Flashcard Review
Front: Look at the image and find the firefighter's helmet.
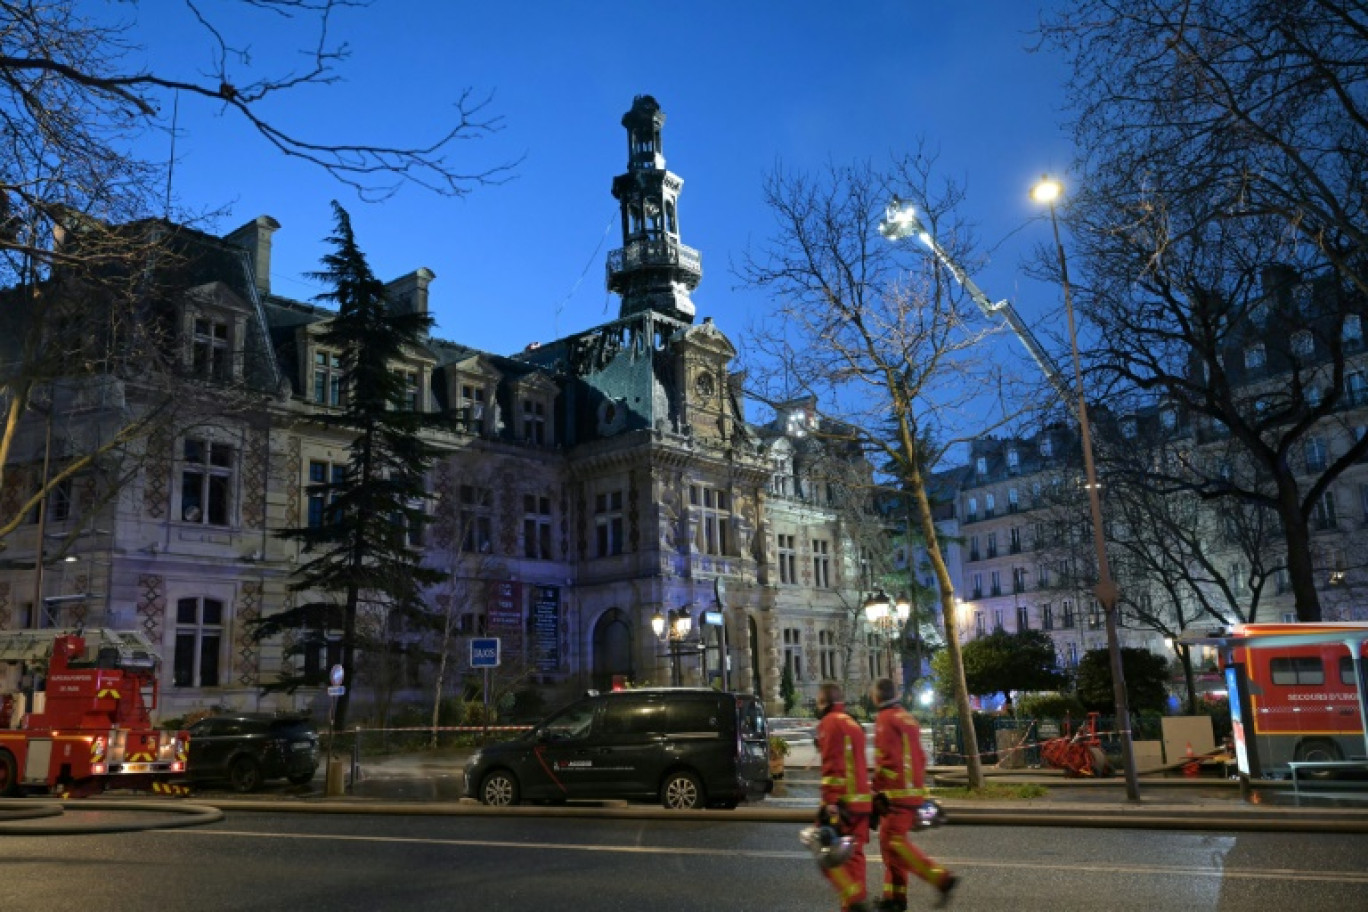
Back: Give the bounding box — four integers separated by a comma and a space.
798, 825, 855, 869
916, 798, 947, 829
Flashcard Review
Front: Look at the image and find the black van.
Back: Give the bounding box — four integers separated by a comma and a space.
462, 688, 772, 809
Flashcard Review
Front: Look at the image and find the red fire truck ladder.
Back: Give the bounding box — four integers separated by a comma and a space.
0, 628, 158, 665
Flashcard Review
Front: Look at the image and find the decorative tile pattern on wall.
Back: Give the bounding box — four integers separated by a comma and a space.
237, 580, 262, 687
71, 574, 90, 627
241, 426, 269, 529
143, 429, 171, 518
137, 574, 166, 641
77, 473, 98, 515
285, 435, 302, 527
0, 467, 27, 521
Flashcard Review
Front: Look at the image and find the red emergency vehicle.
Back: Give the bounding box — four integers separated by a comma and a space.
1194, 622, 1368, 777
0, 628, 189, 796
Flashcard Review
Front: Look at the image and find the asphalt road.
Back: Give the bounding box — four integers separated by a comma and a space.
3, 810, 1366, 911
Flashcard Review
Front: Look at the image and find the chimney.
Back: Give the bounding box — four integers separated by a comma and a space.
385, 267, 436, 317
224, 215, 281, 298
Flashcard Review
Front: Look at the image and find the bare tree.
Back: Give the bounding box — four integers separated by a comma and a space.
426, 465, 500, 748
1040, 0, 1368, 621
739, 153, 1039, 789
2, 0, 512, 540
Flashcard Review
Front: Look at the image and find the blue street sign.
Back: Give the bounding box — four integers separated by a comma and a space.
470, 637, 501, 668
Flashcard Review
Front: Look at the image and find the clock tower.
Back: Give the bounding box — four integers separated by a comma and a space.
607, 96, 702, 323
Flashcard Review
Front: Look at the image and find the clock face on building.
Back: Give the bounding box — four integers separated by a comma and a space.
695, 372, 715, 398
597, 397, 627, 436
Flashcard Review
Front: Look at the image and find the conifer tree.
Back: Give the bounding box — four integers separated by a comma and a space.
256, 202, 447, 729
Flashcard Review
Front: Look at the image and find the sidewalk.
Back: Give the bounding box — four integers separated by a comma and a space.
301, 744, 1368, 832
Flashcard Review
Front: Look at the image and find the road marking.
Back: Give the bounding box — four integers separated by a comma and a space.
171, 829, 1368, 885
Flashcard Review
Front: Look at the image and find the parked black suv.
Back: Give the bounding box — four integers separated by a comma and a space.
184, 713, 320, 792
463, 688, 772, 809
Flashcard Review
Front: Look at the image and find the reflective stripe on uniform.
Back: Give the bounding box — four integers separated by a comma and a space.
842, 737, 870, 805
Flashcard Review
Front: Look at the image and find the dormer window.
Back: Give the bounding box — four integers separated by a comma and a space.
313, 349, 343, 406
459, 384, 486, 434
394, 369, 420, 411
192, 318, 231, 381
975, 456, 987, 476
522, 398, 547, 445
1007, 448, 1020, 473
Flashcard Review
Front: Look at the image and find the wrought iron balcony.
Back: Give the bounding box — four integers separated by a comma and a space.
606, 238, 703, 292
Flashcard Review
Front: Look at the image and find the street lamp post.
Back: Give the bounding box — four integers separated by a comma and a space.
651, 607, 694, 687
1032, 176, 1140, 802
863, 589, 911, 687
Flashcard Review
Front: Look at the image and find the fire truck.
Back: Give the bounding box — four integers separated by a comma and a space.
1184, 622, 1368, 777
0, 628, 189, 797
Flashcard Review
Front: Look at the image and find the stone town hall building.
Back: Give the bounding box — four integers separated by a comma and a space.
0, 97, 889, 721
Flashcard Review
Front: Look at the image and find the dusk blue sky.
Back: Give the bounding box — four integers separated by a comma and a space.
130, 1, 1074, 385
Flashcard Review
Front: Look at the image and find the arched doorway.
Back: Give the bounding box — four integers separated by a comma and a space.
591, 608, 634, 691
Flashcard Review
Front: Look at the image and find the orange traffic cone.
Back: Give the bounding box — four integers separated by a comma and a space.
1182, 741, 1200, 777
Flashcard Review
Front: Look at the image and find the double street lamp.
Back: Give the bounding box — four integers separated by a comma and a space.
651, 607, 694, 687
863, 589, 911, 684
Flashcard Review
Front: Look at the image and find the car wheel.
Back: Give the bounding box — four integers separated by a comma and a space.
287, 770, 317, 786
1295, 738, 1341, 778
0, 749, 17, 797
228, 756, 263, 793
660, 771, 704, 810
480, 770, 520, 806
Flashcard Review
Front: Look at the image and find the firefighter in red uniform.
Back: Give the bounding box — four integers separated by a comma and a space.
814, 681, 872, 912
870, 677, 958, 910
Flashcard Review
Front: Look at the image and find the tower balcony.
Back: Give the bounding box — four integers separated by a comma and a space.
606, 237, 703, 293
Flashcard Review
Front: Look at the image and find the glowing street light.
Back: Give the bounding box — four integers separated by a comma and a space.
1032, 174, 1140, 802
864, 589, 910, 682
651, 607, 694, 686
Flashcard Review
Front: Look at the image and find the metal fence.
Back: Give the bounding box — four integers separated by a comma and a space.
927, 715, 1166, 767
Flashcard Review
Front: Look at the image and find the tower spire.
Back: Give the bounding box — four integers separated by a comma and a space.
606, 95, 701, 322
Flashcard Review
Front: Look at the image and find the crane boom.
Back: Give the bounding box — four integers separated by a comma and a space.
878, 198, 1076, 405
